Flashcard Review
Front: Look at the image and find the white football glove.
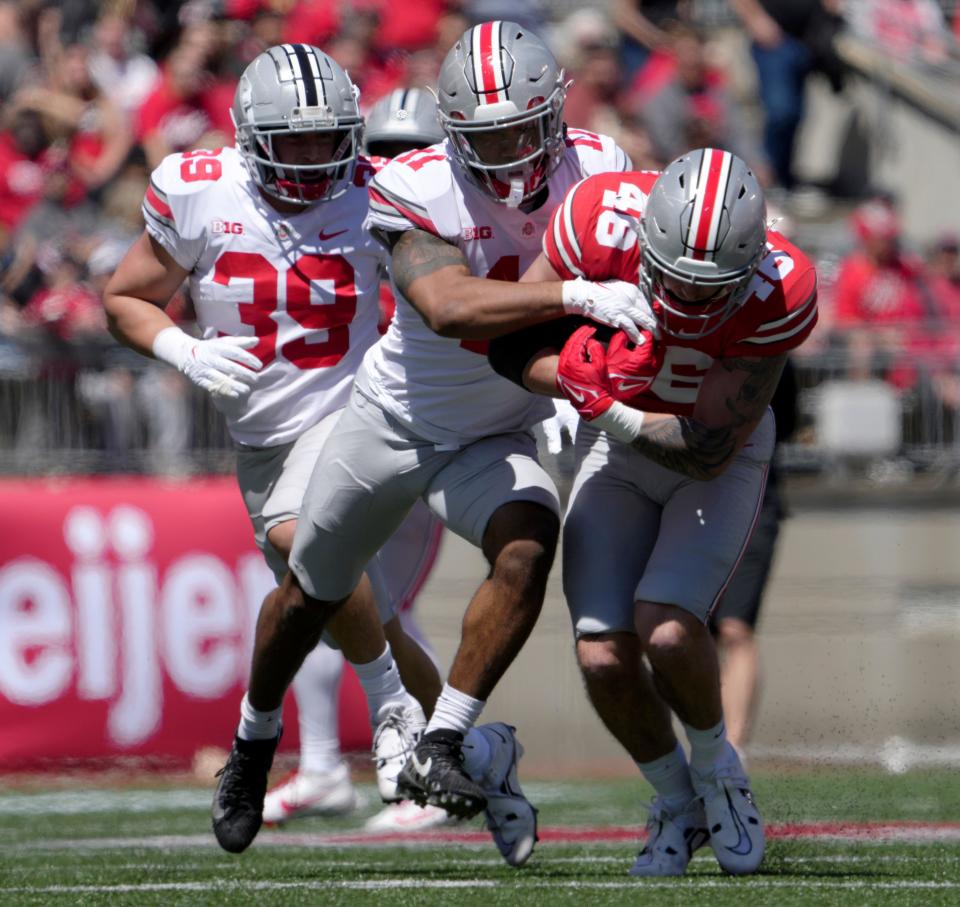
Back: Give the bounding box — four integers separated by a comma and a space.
541, 398, 580, 454
152, 326, 262, 400
561, 277, 659, 343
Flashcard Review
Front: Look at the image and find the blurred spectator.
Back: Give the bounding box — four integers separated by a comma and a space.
844, 0, 952, 65
0, 1, 32, 103
0, 109, 48, 245
559, 13, 625, 135
355, 0, 449, 55
610, 0, 692, 82
88, 12, 159, 121
463, 0, 545, 33
20, 251, 104, 343
10, 41, 134, 195
630, 22, 771, 182
730, 0, 844, 190
924, 232, 960, 321
328, 11, 407, 107
137, 41, 228, 169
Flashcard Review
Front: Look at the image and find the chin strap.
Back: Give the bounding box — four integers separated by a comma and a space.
505, 178, 524, 208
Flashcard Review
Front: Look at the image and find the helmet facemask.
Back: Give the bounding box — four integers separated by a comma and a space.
235, 110, 362, 206
442, 88, 565, 207
638, 215, 764, 340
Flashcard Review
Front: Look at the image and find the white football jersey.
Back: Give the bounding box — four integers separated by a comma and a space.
362, 131, 631, 446
143, 147, 384, 447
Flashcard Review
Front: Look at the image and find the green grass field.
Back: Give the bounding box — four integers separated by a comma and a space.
2, 769, 960, 905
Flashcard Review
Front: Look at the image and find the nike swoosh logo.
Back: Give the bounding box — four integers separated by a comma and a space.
318, 228, 348, 240
723, 788, 754, 856
609, 374, 652, 393
557, 376, 597, 405
411, 753, 433, 777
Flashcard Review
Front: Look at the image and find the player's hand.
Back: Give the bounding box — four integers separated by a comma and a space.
561, 277, 659, 344
152, 326, 263, 400
541, 398, 579, 454
605, 328, 664, 401
555, 325, 615, 421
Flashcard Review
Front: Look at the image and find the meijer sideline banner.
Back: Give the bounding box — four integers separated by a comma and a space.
0, 477, 370, 770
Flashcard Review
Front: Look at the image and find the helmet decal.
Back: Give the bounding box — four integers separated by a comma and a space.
471, 21, 510, 104
685, 148, 733, 262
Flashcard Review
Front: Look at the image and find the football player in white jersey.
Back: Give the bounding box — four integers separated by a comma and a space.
246, 21, 654, 857
102, 46, 449, 854
261, 87, 453, 835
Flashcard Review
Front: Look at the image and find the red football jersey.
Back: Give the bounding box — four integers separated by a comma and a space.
543, 170, 818, 415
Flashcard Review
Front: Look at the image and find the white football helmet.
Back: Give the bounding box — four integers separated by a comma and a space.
437, 21, 566, 207
232, 44, 363, 205
364, 87, 444, 158
637, 148, 767, 339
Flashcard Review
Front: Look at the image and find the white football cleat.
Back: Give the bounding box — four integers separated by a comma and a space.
628, 796, 709, 877
691, 744, 765, 875
262, 763, 362, 825
471, 723, 538, 867
372, 700, 426, 803
363, 799, 456, 834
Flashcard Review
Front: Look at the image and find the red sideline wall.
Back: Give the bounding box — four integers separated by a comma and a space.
0, 477, 371, 770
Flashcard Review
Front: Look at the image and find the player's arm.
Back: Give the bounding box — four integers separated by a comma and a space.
102, 231, 192, 355
103, 231, 262, 399
623, 353, 787, 481
386, 228, 653, 342
487, 252, 575, 394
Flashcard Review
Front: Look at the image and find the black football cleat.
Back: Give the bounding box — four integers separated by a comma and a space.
211, 731, 281, 853
396, 729, 487, 820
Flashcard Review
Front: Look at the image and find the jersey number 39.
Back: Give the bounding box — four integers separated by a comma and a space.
213, 252, 357, 369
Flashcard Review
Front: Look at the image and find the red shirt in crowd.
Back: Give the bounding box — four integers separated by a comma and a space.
832, 252, 928, 326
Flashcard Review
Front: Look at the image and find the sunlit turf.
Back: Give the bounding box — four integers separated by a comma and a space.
2, 770, 959, 905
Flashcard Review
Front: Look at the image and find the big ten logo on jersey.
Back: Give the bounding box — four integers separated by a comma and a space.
212, 251, 358, 369
211, 219, 244, 235
0, 504, 273, 747
463, 225, 493, 241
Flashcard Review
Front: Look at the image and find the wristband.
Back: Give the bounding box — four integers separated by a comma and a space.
591, 401, 646, 443
151, 326, 193, 369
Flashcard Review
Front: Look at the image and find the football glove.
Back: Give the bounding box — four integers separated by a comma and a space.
555, 325, 615, 421
605, 328, 664, 401
561, 277, 659, 344
152, 326, 262, 400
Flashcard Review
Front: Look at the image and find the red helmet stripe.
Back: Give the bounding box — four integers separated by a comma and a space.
473, 21, 507, 104
688, 148, 731, 261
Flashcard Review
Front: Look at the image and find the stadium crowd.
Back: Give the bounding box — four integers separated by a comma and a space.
0, 0, 958, 469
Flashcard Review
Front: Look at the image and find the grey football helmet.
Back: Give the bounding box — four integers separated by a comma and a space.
232, 44, 363, 205
364, 88, 444, 158
637, 148, 768, 339
437, 21, 566, 207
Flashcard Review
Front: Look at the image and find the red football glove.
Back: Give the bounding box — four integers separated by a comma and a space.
605, 328, 664, 401
555, 325, 615, 421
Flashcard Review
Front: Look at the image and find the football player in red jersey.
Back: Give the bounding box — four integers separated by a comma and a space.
489, 148, 818, 877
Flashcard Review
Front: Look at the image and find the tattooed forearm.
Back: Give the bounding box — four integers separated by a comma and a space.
719, 355, 786, 430
392, 229, 469, 298
627, 354, 786, 480
631, 417, 736, 481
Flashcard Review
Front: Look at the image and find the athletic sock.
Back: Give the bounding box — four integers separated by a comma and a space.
636, 743, 696, 814
684, 718, 731, 776
425, 683, 485, 737
349, 643, 409, 721
294, 644, 346, 775
237, 692, 283, 742
461, 726, 494, 781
